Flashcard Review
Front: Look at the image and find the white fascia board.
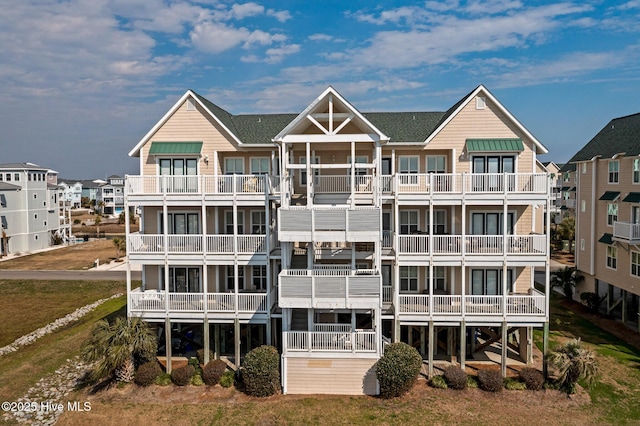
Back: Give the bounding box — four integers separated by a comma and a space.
281, 134, 377, 143
424, 85, 548, 155
128, 90, 243, 158
273, 86, 388, 142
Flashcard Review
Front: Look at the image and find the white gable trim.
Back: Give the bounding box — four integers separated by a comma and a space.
128, 90, 242, 157
272, 86, 389, 143
424, 85, 548, 154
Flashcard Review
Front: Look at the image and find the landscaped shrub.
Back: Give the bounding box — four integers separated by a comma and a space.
171, 365, 195, 386
443, 366, 467, 390
519, 367, 544, 391
547, 338, 598, 394
504, 377, 526, 390
155, 373, 172, 386
191, 374, 204, 386
241, 345, 280, 397
134, 361, 162, 386
188, 357, 202, 376
478, 370, 503, 392
220, 370, 235, 388
197, 348, 214, 364
467, 376, 479, 389
429, 375, 448, 389
376, 342, 423, 398
203, 359, 228, 386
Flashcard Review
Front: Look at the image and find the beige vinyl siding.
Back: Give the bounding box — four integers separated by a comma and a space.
285, 358, 378, 395
428, 95, 536, 174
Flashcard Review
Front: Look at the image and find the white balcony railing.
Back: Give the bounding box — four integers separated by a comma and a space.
613, 221, 640, 241
128, 233, 267, 255
397, 290, 546, 317
279, 207, 380, 241
395, 234, 545, 255
279, 269, 380, 308
126, 175, 270, 195
283, 331, 377, 353
314, 175, 374, 193
129, 290, 268, 314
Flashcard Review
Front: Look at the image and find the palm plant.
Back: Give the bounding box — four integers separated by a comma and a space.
551, 266, 584, 301
547, 338, 598, 394
113, 237, 126, 261
82, 317, 157, 383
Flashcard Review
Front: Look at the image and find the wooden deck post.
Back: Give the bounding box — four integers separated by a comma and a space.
428, 322, 434, 378
460, 321, 466, 370
501, 321, 507, 378
214, 324, 220, 359
234, 318, 241, 368
203, 321, 210, 364
165, 317, 172, 373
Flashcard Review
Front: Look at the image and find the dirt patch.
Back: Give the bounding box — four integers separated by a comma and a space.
0, 240, 120, 270
551, 250, 575, 265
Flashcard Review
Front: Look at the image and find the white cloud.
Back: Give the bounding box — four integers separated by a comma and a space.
265, 44, 301, 63
230, 2, 265, 20
309, 33, 333, 41
267, 8, 292, 22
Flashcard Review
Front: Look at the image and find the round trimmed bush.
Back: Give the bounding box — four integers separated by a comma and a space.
203, 359, 228, 386
241, 345, 280, 397
376, 342, 422, 398
443, 365, 468, 390
478, 370, 503, 392
171, 365, 195, 386
519, 367, 544, 391
134, 361, 162, 387
220, 370, 235, 388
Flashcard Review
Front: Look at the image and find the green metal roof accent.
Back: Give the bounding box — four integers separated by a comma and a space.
149, 142, 203, 154
598, 233, 614, 245
561, 186, 571, 191
465, 139, 524, 152
570, 187, 576, 192
599, 191, 620, 201
623, 192, 640, 203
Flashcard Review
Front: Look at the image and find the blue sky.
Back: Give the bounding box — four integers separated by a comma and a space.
1, 0, 640, 179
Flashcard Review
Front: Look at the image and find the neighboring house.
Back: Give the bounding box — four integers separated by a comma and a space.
58, 180, 83, 208
97, 175, 124, 216
80, 179, 101, 202
125, 85, 552, 395
561, 112, 640, 331
0, 163, 71, 256
542, 161, 562, 225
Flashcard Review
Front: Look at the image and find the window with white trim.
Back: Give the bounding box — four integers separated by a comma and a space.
226, 265, 244, 290
186, 98, 196, 111
476, 97, 486, 109
426, 156, 446, 173
607, 203, 618, 226
580, 239, 585, 251
250, 157, 270, 175
609, 160, 619, 183
563, 172, 570, 183
398, 156, 419, 174
252, 265, 267, 291
582, 163, 587, 174
606, 245, 617, 269
160, 267, 201, 293
426, 266, 446, 291
471, 269, 513, 295
224, 158, 244, 175
400, 266, 418, 292
399, 210, 419, 234
160, 212, 199, 234
225, 210, 244, 234
251, 211, 266, 234
634, 159, 640, 184
347, 155, 368, 176
632, 252, 640, 277
581, 200, 586, 212
426, 210, 446, 234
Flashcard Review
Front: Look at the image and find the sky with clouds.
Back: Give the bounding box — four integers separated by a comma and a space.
2, 0, 640, 179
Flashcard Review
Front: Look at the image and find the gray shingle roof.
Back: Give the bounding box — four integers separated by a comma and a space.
190, 91, 455, 145
560, 112, 640, 172
0, 162, 48, 171
0, 182, 21, 191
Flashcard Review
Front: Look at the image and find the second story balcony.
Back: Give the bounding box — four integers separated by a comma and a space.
613, 221, 640, 244
125, 174, 280, 201
279, 207, 380, 242
127, 233, 267, 261
279, 268, 381, 309
395, 234, 546, 258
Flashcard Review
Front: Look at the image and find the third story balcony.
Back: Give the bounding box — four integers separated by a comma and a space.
127, 233, 268, 259
613, 221, 640, 244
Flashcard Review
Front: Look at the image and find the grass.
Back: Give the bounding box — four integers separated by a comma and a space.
0, 240, 120, 270
0, 296, 127, 404
0, 280, 126, 346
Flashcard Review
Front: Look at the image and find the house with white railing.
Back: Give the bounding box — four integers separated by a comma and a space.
561, 112, 640, 332
125, 85, 551, 395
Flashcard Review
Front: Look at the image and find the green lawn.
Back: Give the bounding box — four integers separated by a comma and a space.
0, 279, 126, 347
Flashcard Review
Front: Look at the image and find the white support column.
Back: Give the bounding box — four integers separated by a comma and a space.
165, 318, 172, 373
350, 141, 356, 208
125, 202, 131, 317
428, 321, 434, 378
501, 321, 508, 377
306, 142, 312, 207
460, 320, 466, 370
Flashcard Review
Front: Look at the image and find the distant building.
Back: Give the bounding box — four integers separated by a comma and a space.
58, 180, 83, 208
97, 175, 124, 216
542, 161, 562, 224
561, 112, 640, 331
0, 162, 71, 256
